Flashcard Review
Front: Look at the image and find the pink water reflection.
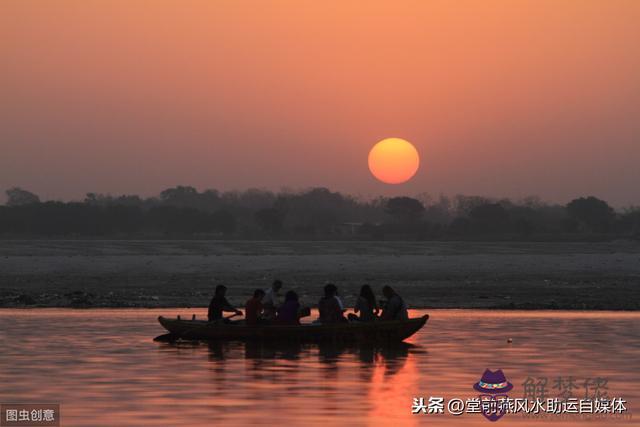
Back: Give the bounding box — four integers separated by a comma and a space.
0, 309, 638, 426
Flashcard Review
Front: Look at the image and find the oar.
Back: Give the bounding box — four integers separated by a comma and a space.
154, 313, 240, 342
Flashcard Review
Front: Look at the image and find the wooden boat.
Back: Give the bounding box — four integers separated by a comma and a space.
157, 315, 428, 343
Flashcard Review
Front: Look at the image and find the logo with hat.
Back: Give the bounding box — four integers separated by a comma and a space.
473, 369, 513, 421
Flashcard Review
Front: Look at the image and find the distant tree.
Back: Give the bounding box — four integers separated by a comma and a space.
509, 205, 543, 237
254, 208, 285, 234
566, 197, 615, 232
104, 205, 143, 233
237, 188, 276, 210
144, 206, 220, 235
453, 195, 491, 217
520, 195, 545, 209
159, 186, 199, 207
359, 222, 385, 239
211, 209, 236, 234
5, 187, 40, 206
276, 187, 350, 234
0, 185, 629, 240
113, 195, 144, 206
562, 217, 580, 233
386, 197, 425, 223
85, 193, 143, 207
199, 189, 221, 211
423, 195, 452, 224
448, 217, 472, 235
514, 217, 534, 237
618, 207, 640, 237
468, 203, 509, 233
84, 193, 100, 204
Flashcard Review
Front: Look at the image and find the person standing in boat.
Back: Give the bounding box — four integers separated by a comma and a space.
262, 279, 283, 320
208, 285, 242, 322
380, 285, 408, 321
349, 284, 379, 322
318, 283, 347, 323
276, 290, 302, 325
245, 289, 266, 326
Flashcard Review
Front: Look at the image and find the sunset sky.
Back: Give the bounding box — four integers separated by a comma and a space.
1, 1, 639, 205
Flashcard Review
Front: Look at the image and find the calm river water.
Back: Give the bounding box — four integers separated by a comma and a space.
0, 309, 638, 426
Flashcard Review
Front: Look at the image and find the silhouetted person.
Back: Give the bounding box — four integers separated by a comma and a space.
381, 286, 408, 321
349, 284, 379, 322
208, 285, 242, 321
318, 284, 346, 323
276, 290, 301, 325
245, 289, 266, 326
263, 279, 283, 320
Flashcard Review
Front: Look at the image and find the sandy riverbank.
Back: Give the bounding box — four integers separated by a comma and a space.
1, 240, 639, 309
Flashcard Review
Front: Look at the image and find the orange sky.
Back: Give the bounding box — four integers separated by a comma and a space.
1, 1, 639, 205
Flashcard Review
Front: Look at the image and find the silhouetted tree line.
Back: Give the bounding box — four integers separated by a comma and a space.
1, 186, 639, 240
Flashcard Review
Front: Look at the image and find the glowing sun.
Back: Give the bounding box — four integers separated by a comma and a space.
368, 138, 420, 184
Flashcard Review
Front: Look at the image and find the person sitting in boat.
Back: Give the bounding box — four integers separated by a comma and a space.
276, 290, 302, 325
208, 285, 242, 322
318, 284, 347, 323
380, 285, 408, 321
245, 289, 266, 326
348, 284, 379, 322
333, 284, 345, 312
262, 279, 283, 320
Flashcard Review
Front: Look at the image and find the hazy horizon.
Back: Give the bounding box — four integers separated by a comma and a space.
2, 1, 639, 205
2, 184, 637, 211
